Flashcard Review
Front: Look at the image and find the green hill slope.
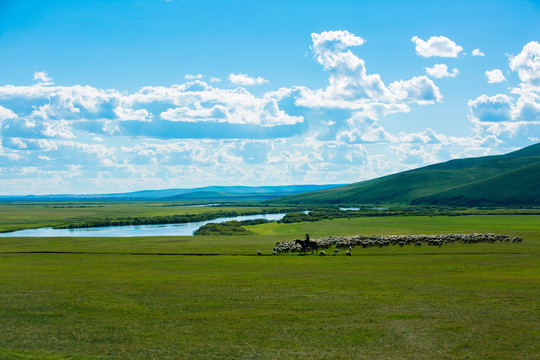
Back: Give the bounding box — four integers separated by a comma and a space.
413, 162, 540, 206
268, 143, 540, 206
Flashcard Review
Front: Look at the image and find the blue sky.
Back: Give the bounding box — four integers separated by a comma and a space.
0, 0, 539, 195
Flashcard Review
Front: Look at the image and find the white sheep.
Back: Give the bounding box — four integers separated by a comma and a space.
345, 251, 352, 256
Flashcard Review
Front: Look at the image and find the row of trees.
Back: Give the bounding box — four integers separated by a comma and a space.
277, 206, 519, 224
194, 219, 271, 235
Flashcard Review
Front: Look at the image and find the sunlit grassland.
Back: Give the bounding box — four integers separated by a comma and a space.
0, 214, 539, 359
250, 214, 540, 237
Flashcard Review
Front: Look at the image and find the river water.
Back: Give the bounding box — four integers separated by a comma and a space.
0, 213, 287, 237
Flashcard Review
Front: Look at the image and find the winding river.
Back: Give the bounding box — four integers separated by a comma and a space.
0, 213, 287, 237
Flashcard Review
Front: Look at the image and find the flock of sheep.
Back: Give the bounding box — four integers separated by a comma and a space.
259, 233, 523, 256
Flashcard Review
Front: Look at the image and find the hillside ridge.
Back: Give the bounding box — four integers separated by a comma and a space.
268, 143, 540, 206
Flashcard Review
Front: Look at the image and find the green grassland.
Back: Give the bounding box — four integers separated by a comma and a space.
0, 214, 539, 359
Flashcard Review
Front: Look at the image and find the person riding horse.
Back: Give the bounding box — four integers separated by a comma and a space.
303, 233, 309, 247
295, 233, 317, 254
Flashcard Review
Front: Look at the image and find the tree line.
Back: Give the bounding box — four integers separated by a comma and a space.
194, 219, 271, 236
278, 206, 540, 224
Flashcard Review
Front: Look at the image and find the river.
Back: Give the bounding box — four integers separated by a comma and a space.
0, 213, 287, 237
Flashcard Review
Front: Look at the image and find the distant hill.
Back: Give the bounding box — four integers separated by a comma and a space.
0, 184, 344, 202
268, 143, 540, 206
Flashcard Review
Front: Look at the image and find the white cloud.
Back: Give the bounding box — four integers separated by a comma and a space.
472, 49, 485, 57
388, 76, 442, 104
0, 105, 17, 120
33, 71, 53, 84
338, 126, 394, 144
322, 143, 368, 165
160, 105, 230, 122
389, 143, 443, 165
485, 69, 506, 83
509, 41, 540, 87
469, 94, 514, 123
228, 73, 268, 86
469, 41, 540, 141
449, 134, 503, 150
0, 79, 304, 142
311, 30, 365, 70
209, 76, 222, 83
336, 115, 395, 144
397, 128, 448, 145
425, 64, 459, 78
297, 31, 441, 111
185, 74, 203, 80
411, 35, 463, 58
511, 86, 540, 122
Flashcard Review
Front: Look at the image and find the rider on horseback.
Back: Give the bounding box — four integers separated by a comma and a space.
295, 234, 316, 254
303, 233, 310, 247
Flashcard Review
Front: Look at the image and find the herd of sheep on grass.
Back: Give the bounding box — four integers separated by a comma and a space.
258, 233, 523, 256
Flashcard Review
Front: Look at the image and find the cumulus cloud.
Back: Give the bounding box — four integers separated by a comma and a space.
0, 79, 305, 145
509, 41, 540, 87
336, 115, 395, 144
469, 41, 540, 142
185, 74, 203, 80
33, 71, 53, 84
485, 69, 506, 83
160, 105, 229, 122
411, 35, 463, 58
511, 86, 540, 122
311, 30, 366, 70
472, 48, 485, 57
228, 73, 268, 86
322, 143, 368, 165
0, 105, 17, 120
397, 128, 448, 145
297, 30, 441, 111
389, 143, 442, 165
425, 64, 459, 78
469, 94, 514, 123
388, 76, 442, 103
338, 126, 394, 144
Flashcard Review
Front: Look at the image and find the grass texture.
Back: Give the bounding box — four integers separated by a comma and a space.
0, 215, 538, 359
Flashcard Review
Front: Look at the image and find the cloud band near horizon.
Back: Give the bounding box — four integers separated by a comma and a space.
0, 31, 538, 194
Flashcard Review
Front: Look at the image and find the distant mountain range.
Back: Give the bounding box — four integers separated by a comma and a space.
268, 143, 540, 207
0, 184, 343, 202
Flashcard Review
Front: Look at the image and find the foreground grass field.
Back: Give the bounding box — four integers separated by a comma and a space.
0, 215, 539, 359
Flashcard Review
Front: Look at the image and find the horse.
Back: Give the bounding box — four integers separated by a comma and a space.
295, 239, 318, 255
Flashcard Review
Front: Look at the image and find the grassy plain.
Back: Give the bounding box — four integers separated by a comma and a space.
0, 210, 539, 359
